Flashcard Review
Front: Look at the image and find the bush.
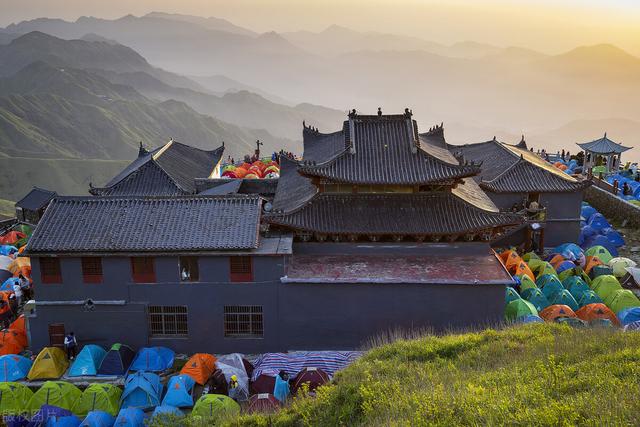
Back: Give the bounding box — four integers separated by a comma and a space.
236, 324, 640, 426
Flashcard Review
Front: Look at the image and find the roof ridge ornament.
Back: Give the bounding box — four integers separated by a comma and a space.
378, 107, 382, 117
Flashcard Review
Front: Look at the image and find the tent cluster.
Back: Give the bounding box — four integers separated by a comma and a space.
605, 172, 640, 206
0, 346, 360, 426
551, 158, 581, 175
578, 202, 625, 256
501, 240, 640, 326
221, 159, 280, 179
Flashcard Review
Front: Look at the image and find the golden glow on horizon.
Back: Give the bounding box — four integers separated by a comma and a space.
2, 0, 640, 55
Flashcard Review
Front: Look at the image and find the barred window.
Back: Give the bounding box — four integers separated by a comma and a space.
82, 257, 103, 283
230, 256, 253, 282
40, 258, 62, 284
148, 306, 188, 337
224, 306, 263, 338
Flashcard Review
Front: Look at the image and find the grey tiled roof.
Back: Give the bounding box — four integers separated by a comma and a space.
267, 192, 521, 236
480, 158, 591, 194
16, 187, 57, 211
449, 139, 588, 193
195, 178, 279, 197
91, 141, 224, 196
577, 134, 632, 154
198, 180, 243, 195
298, 114, 480, 185
302, 126, 346, 163
272, 156, 317, 213
26, 195, 261, 254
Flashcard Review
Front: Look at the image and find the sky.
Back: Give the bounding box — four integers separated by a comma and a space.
2, 0, 640, 55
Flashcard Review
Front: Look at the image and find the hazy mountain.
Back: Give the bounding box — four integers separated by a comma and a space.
0, 62, 294, 161
282, 25, 444, 56
91, 68, 344, 140
0, 32, 206, 91
189, 74, 292, 105
144, 12, 256, 36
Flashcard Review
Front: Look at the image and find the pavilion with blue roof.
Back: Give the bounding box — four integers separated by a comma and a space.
577, 133, 633, 174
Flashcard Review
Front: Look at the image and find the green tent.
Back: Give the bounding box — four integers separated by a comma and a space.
585, 246, 613, 264
519, 275, 538, 293
537, 274, 562, 289
521, 288, 550, 312
558, 266, 592, 284
27, 381, 82, 414
505, 287, 520, 305
578, 290, 604, 308
591, 275, 623, 301
191, 394, 240, 421
549, 290, 580, 312
590, 265, 614, 279
523, 252, 540, 262
533, 262, 558, 279
505, 299, 538, 322
605, 289, 640, 314
0, 382, 33, 415
72, 383, 122, 417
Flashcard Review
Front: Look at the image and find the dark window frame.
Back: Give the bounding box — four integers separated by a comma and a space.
179, 256, 199, 282
230, 256, 253, 282
40, 258, 62, 284
81, 257, 103, 284
148, 305, 188, 337
224, 305, 263, 338
131, 257, 156, 283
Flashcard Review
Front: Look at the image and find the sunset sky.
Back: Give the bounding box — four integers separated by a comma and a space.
3, 0, 640, 55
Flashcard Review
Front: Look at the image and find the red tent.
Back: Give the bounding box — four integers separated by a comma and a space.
250, 374, 276, 395
0, 232, 26, 245
247, 393, 280, 414
291, 367, 330, 394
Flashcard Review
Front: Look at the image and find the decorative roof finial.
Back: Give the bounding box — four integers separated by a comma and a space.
604, 132, 607, 138
303, 120, 306, 128
378, 107, 382, 116
348, 109, 357, 119
493, 136, 497, 141
222, 140, 225, 148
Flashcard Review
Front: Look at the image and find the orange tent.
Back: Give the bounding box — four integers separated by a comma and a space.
510, 261, 535, 281
0, 291, 12, 317
9, 315, 27, 347
234, 168, 248, 179
180, 353, 217, 385
0, 232, 26, 245
549, 254, 566, 268
7, 258, 30, 276
539, 304, 577, 322
575, 303, 619, 326
584, 256, 604, 275
0, 330, 24, 355
499, 250, 519, 265
241, 163, 252, 170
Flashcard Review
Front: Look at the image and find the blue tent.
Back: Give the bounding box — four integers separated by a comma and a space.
602, 228, 625, 248
43, 416, 81, 427
97, 344, 134, 376
583, 235, 619, 257
617, 307, 640, 326
0, 277, 21, 291
521, 288, 550, 312
0, 246, 18, 256
121, 372, 163, 410
549, 290, 580, 312
581, 205, 596, 222
578, 290, 603, 308
4, 415, 28, 427
80, 411, 115, 427
151, 405, 183, 418
129, 347, 174, 372
161, 375, 195, 408
26, 405, 72, 427
113, 408, 145, 427
69, 345, 107, 377
565, 279, 590, 301
0, 354, 32, 381
519, 314, 544, 324
588, 213, 611, 231
552, 243, 583, 262
556, 261, 576, 274
578, 226, 598, 246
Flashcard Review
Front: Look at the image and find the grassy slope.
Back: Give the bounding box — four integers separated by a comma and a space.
0, 157, 129, 201
0, 198, 14, 216
237, 325, 640, 426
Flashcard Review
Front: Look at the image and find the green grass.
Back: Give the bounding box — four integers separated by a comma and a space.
0, 198, 14, 217
234, 324, 640, 426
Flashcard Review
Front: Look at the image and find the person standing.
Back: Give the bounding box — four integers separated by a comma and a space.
12, 281, 22, 307
64, 332, 78, 360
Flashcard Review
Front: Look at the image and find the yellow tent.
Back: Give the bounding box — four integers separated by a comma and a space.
7, 257, 30, 275
27, 347, 69, 380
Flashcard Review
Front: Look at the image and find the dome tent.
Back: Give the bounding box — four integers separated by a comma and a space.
97, 343, 134, 376
130, 347, 174, 372
114, 407, 146, 427
0, 354, 32, 381
68, 345, 107, 377
521, 288, 550, 312
575, 303, 619, 325
0, 382, 33, 415
27, 381, 82, 413
505, 299, 538, 322
617, 307, 640, 326
180, 353, 216, 385
591, 275, 623, 301
609, 257, 637, 278
73, 383, 122, 417
539, 304, 577, 322
577, 290, 603, 308
605, 289, 640, 314
161, 374, 195, 408
505, 287, 520, 304
27, 347, 69, 380
192, 394, 240, 421
80, 410, 116, 427
549, 290, 580, 312
121, 371, 163, 410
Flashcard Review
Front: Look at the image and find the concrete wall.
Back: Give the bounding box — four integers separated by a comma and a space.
586, 185, 640, 228
28, 246, 507, 354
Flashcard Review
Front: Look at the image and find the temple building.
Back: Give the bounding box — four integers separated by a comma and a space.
89, 139, 225, 196
449, 137, 590, 248
25, 110, 523, 354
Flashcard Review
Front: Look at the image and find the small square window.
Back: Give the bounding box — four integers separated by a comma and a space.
40, 258, 62, 284
230, 257, 253, 282
81, 257, 103, 284
180, 257, 199, 282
